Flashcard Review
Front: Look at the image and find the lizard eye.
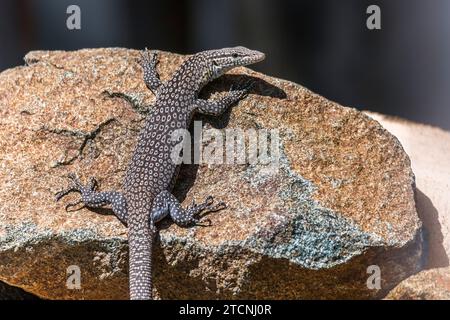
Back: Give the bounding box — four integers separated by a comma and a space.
232, 53, 238, 58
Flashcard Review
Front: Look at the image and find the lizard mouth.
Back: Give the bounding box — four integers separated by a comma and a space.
252, 51, 266, 62
241, 50, 266, 66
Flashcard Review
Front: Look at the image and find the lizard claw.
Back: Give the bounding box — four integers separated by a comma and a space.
204, 195, 214, 206
206, 201, 227, 213
55, 173, 80, 201
140, 48, 159, 69
191, 198, 226, 227
88, 177, 98, 191
67, 173, 83, 189
187, 195, 225, 216
55, 189, 72, 202
195, 218, 212, 227
138, 48, 148, 64
65, 199, 84, 212
55, 173, 97, 203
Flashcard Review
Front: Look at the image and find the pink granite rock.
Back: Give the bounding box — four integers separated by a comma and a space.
0, 49, 422, 299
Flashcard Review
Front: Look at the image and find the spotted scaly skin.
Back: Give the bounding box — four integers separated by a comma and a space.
56, 47, 265, 300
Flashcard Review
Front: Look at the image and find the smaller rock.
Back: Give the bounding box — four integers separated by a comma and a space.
385, 267, 450, 300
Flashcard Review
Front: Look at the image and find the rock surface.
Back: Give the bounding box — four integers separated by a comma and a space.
385, 267, 450, 299
367, 112, 450, 300
366, 113, 450, 270
0, 48, 422, 299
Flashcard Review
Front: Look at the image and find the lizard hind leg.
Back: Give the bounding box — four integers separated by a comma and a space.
55, 173, 128, 225
150, 190, 226, 227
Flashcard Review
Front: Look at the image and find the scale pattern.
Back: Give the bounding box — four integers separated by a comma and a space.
56, 47, 265, 299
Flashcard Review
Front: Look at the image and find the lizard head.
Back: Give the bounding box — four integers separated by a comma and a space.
201, 46, 265, 81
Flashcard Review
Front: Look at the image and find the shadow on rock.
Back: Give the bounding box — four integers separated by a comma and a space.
415, 188, 449, 269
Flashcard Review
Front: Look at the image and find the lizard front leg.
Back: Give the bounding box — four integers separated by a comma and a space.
140, 48, 163, 94
194, 81, 254, 116
150, 190, 226, 227
55, 173, 128, 225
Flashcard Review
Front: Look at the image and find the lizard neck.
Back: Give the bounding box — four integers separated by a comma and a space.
162, 55, 210, 99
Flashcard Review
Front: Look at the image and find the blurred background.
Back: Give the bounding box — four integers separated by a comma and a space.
0, 0, 449, 129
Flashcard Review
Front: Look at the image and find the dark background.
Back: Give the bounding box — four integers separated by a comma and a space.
1, 0, 449, 130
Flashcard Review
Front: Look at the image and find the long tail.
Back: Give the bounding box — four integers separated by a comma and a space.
128, 218, 155, 300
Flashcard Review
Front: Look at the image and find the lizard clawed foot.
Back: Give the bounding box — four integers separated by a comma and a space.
194, 218, 212, 227
188, 195, 227, 226
55, 173, 82, 201
55, 173, 97, 211
139, 48, 159, 69
65, 199, 85, 212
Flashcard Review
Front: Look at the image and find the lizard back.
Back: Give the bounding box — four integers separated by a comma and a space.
123, 55, 207, 213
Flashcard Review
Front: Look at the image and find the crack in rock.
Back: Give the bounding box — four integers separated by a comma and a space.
37, 118, 117, 167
